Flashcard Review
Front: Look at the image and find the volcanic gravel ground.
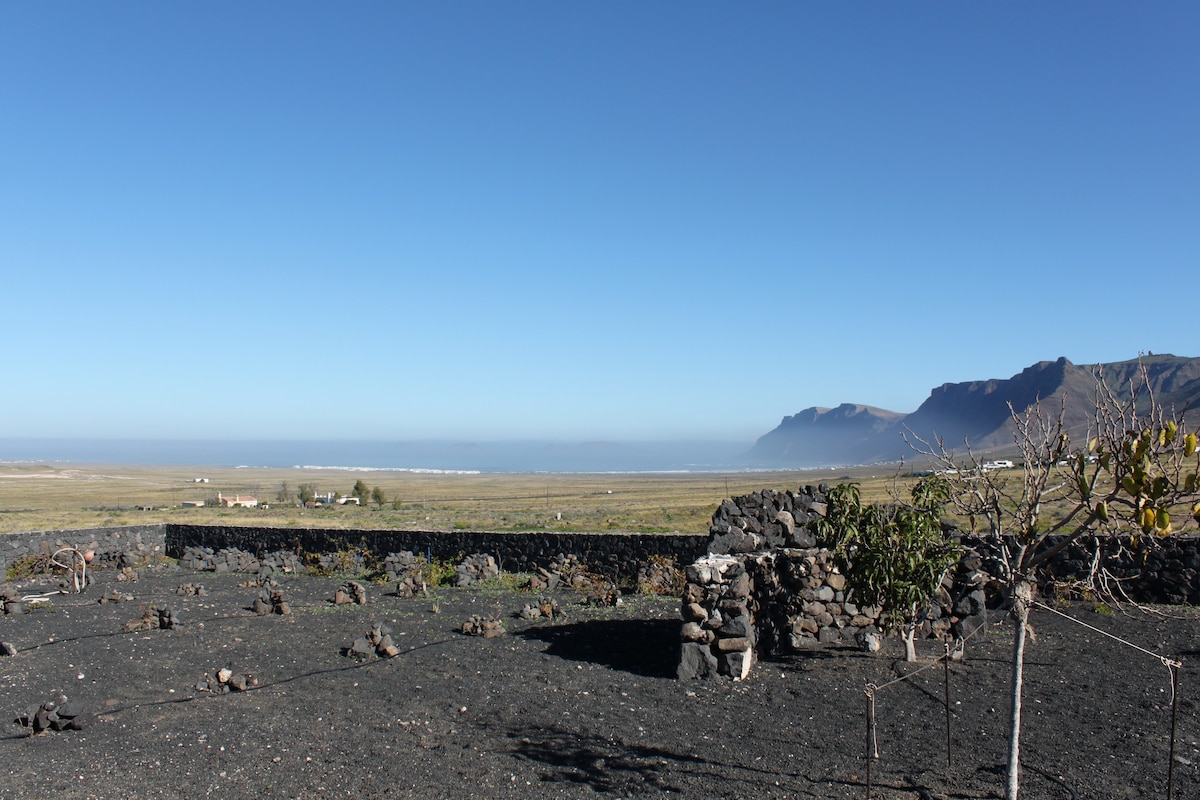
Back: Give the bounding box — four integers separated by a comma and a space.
0, 569, 1197, 799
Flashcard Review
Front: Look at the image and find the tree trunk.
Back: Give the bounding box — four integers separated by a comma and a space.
903, 625, 917, 663
1006, 579, 1033, 800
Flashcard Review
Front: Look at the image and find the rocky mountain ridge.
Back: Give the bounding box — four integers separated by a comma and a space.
749, 354, 1200, 467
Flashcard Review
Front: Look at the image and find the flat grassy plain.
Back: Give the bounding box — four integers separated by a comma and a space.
0, 461, 909, 535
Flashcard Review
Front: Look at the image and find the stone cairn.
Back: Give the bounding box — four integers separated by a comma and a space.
0, 588, 29, 616
345, 623, 401, 659
124, 606, 180, 633
679, 486, 994, 680
252, 584, 290, 616
461, 615, 506, 638
582, 582, 623, 607
384, 551, 430, 598
455, 553, 500, 586
97, 588, 134, 604
526, 553, 623, 606
525, 553, 589, 590
517, 597, 564, 621
636, 556, 685, 596
14, 695, 91, 733
333, 580, 368, 606
197, 667, 258, 693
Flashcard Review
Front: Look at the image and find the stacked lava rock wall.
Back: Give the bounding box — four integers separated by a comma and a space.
679, 486, 998, 680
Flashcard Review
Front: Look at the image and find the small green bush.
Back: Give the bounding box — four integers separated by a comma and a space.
6, 553, 47, 581
418, 555, 460, 587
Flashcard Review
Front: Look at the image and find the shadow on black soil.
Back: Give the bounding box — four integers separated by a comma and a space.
520, 618, 681, 677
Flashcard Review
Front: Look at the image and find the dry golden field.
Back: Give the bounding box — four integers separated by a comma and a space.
0, 461, 909, 535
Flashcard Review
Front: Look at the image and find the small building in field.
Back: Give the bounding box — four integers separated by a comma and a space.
218, 493, 259, 508
181, 500, 205, 508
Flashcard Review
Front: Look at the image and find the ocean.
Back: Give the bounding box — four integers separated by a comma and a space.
0, 438, 763, 474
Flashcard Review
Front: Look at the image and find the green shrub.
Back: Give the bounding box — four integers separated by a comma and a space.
418, 554, 460, 587
6, 553, 46, 581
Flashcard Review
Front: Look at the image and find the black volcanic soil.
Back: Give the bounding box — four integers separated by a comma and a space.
1, 569, 1197, 800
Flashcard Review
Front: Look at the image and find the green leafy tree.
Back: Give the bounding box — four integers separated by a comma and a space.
275, 481, 293, 504
911, 362, 1200, 800
371, 486, 387, 506
297, 483, 315, 506
352, 479, 370, 504
816, 477, 958, 662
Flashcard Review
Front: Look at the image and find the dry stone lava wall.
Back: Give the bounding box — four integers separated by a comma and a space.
0, 525, 167, 576
165, 525, 706, 583
679, 486, 1200, 680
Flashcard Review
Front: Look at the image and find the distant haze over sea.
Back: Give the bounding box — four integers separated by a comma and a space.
0, 439, 764, 474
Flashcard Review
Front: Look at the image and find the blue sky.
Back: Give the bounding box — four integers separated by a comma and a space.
3, 2, 1197, 444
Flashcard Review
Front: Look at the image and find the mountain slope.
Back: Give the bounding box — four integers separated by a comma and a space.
748, 354, 1200, 467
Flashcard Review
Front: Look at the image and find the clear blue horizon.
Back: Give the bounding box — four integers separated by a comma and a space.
3, 3, 1197, 443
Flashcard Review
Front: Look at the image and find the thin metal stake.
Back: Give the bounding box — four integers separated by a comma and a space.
943, 644, 953, 768
1167, 663, 1180, 800
865, 685, 878, 799
866, 690, 872, 799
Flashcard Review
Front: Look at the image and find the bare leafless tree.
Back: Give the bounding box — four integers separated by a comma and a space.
906, 362, 1198, 800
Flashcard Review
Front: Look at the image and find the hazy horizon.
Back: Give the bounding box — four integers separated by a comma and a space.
0, 437, 776, 474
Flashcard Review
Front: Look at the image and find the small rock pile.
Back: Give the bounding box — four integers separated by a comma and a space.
175, 582, 208, 596
383, 552, 429, 597
333, 581, 368, 605
454, 554, 500, 587
525, 567, 564, 591
257, 550, 305, 575
678, 554, 755, 680
197, 667, 258, 693
2, 598, 24, 615
97, 589, 134, 604
383, 551, 427, 581
345, 623, 401, 658
87, 547, 159, 572
124, 606, 180, 633
636, 556, 685, 596
178, 546, 303, 575
461, 615, 506, 637
14, 696, 91, 733
253, 585, 290, 615
517, 597, 564, 620
394, 573, 428, 599
583, 583, 623, 607
526, 553, 611, 592
179, 546, 259, 573
523, 553, 623, 604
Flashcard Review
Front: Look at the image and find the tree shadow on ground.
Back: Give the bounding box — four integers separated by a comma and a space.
496, 722, 789, 795
519, 618, 681, 677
